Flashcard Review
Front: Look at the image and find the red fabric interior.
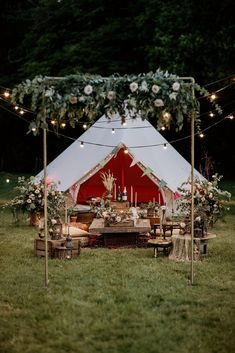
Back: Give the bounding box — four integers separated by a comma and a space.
77, 148, 163, 204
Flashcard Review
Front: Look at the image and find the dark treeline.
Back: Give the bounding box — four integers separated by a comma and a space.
0, 0, 234, 177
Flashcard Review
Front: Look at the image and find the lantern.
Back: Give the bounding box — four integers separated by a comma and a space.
65, 235, 73, 259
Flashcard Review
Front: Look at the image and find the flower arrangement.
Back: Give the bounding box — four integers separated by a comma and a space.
177, 174, 231, 227
2, 176, 65, 222
140, 201, 160, 215
91, 201, 133, 226
100, 170, 116, 198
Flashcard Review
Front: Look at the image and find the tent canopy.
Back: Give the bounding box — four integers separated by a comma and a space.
36, 114, 204, 204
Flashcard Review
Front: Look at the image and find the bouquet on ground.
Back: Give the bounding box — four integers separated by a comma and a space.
2, 176, 65, 222
177, 174, 231, 227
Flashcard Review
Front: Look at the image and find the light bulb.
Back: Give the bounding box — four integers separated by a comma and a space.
19, 109, 24, 115
228, 115, 234, 120
210, 93, 216, 101
60, 122, 66, 128
124, 148, 128, 154
14, 106, 19, 110
199, 133, 204, 138
32, 127, 36, 132
161, 126, 166, 131
163, 143, 167, 149
4, 91, 10, 98
80, 141, 84, 148
209, 112, 214, 117
122, 122, 126, 127
51, 119, 56, 125
112, 128, 115, 134
83, 123, 87, 129
6, 179, 10, 183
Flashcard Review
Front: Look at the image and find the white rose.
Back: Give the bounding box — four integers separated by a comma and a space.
116, 216, 122, 223
154, 99, 164, 107
107, 91, 116, 100
129, 82, 138, 93
84, 85, 93, 95
69, 95, 78, 104
172, 82, 180, 91
152, 85, 160, 94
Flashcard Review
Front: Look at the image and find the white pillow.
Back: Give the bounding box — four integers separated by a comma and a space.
62, 224, 89, 236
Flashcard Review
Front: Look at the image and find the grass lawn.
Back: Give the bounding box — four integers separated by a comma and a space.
0, 177, 234, 353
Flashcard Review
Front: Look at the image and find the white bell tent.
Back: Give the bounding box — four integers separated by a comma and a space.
36, 114, 204, 210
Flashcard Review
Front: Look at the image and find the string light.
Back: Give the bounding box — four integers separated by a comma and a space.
124, 148, 128, 154
199, 133, 204, 138
161, 126, 166, 131
19, 109, 24, 115
51, 119, 56, 125
80, 141, 84, 148
4, 90, 10, 98
14, 106, 19, 111
163, 143, 167, 150
83, 123, 88, 129
111, 128, 115, 134
209, 112, 214, 117
60, 122, 66, 128
228, 115, 234, 120
210, 93, 217, 101
6, 179, 10, 183
122, 122, 126, 127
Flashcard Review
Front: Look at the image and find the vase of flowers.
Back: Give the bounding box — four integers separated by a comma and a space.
100, 170, 116, 200
2, 176, 65, 226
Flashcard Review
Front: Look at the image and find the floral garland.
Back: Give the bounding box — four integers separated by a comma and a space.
11, 70, 222, 134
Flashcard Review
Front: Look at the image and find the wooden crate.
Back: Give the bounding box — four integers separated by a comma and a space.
110, 201, 130, 209
34, 239, 56, 258
34, 238, 81, 258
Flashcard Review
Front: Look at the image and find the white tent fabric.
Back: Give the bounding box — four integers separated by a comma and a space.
36, 114, 204, 194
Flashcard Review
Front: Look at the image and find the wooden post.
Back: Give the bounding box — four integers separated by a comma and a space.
43, 125, 49, 288
190, 110, 195, 285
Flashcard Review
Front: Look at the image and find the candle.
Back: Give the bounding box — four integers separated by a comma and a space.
158, 191, 160, 204
135, 192, 137, 207
114, 182, 116, 201
153, 197, 155, 204
130, 185, 133, 205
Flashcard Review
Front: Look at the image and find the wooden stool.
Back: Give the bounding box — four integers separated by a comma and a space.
148, 238, 173, 257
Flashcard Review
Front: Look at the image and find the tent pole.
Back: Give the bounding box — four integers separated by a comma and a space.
190, 111, 195, 284
43, 125, 49, 287
190, 81, 195, 285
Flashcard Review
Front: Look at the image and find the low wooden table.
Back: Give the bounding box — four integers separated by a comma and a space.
89, 218, 151, 247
